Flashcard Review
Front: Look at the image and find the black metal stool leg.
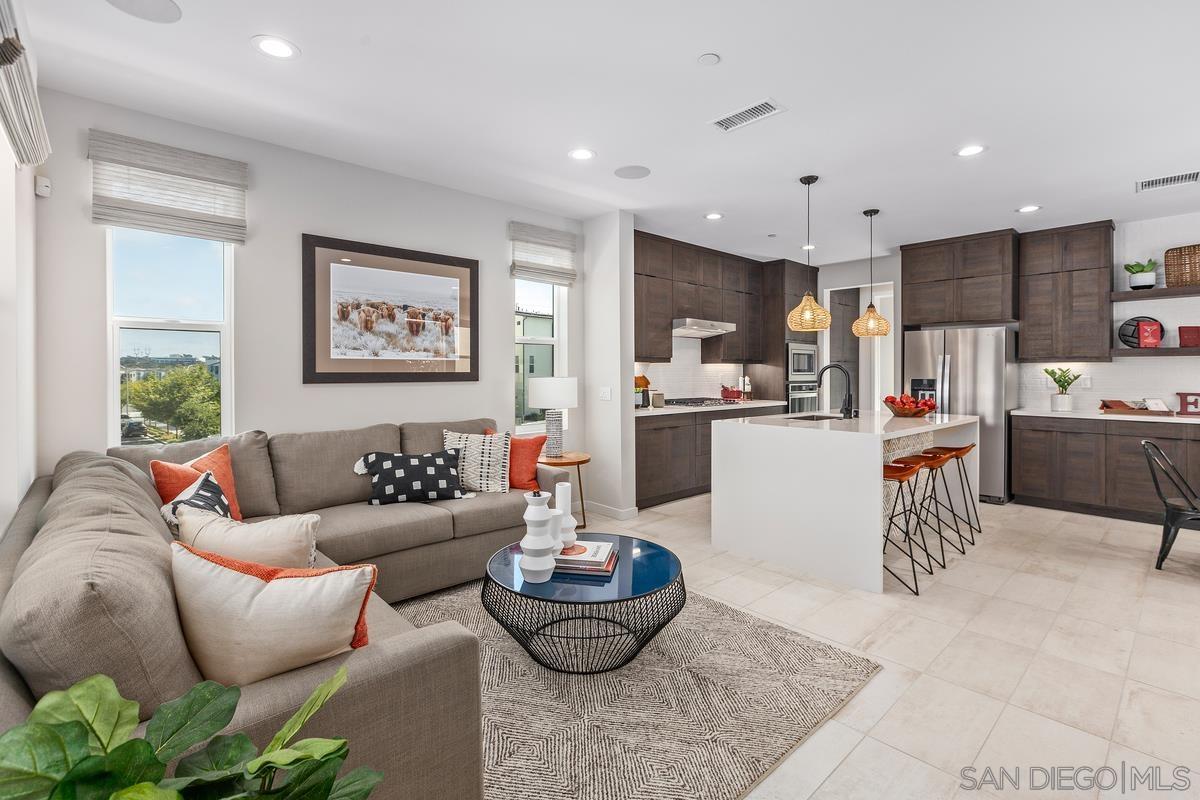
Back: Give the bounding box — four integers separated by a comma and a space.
918, 466, 965, 557
911, 471, 948, 568
956, 457, 982, 542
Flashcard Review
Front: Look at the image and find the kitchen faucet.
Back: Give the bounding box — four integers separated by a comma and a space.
816, 363, 855, 419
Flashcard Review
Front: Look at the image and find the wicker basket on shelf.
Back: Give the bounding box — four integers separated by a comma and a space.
1165, 244, 1200, 287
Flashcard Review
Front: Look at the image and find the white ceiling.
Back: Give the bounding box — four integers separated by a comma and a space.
25, 0, 1200, 265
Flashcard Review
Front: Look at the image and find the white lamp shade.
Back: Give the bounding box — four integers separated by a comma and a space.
528, 376, 577, 409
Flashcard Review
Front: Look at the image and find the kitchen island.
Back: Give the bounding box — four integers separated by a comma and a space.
711, 411, 980, 592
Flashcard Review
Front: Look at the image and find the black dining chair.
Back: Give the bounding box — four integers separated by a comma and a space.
1143, 440, 1200, 569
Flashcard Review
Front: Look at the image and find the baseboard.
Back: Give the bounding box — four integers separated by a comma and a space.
585, 500, 638, 521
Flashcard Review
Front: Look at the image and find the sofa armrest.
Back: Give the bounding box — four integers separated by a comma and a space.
226, 622, 482, 800
537, 464, 569, 494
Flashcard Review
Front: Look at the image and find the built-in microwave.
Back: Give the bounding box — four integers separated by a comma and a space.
787, 342, 818, 382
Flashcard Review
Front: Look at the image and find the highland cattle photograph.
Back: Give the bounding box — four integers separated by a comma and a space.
329, 262, 460, 360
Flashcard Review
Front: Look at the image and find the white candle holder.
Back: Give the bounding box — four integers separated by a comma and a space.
556, 482, 579, 554
548, 508, 564, 556
519, 492, 556, 583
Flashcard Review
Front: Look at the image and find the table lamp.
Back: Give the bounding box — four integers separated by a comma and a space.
528, 376, 577, 458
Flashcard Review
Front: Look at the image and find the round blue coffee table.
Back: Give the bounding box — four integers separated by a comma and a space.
481, 533, 686, 674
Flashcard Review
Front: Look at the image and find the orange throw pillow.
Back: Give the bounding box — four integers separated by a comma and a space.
151, 443, 243, 520
485, 428, 545, 491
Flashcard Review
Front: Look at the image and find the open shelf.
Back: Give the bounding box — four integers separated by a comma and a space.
1110, 347, 1200, 358
1111, 285, 1200, 302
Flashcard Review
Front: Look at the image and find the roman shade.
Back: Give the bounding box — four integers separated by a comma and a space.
0, 0, 50, 166
88, 129, 249, 244
509, 221, 579, 286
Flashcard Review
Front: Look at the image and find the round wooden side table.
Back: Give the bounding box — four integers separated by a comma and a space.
537, 451, 591, 528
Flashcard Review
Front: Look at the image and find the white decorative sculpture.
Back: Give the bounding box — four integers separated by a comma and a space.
548, 509, 564, 556
556, 482, 579, 554
519, 492, 556, 583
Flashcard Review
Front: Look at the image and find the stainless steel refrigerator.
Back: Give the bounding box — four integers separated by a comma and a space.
903, 326, 1017, 502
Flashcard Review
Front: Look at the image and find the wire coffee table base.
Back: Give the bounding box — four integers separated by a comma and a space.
481, 574, 687, 674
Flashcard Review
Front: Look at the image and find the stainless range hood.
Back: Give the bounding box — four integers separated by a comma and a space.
672, 318, 736, 338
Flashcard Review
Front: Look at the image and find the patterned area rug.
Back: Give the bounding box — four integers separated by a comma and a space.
395, 581, 879, 800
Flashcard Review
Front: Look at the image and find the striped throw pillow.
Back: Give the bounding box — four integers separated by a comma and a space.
443, 430, 511, 493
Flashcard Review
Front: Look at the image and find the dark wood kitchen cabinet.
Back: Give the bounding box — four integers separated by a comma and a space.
672, 244, 701, 285
634, 232, 672, 279
1011, 416, 1200, 522
900, 229, 1017, 326
634, 274, 672, 362
672, 281, 701, 320
700, 251, 722, 288
701, 290, 744, 363
1016, 221, 1113, 362
742, 291, 763, 362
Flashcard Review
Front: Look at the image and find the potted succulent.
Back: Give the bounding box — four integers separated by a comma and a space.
1124, 259, 1159, 290
1044, 367, 1082, 412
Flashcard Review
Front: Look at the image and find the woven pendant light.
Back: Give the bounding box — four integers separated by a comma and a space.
786, 175, 831, 332
852, 208, 891, 338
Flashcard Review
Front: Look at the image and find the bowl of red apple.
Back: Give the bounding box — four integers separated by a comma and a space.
883, 394, 936, 417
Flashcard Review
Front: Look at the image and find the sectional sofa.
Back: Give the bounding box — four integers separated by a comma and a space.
0, 418, 568, 800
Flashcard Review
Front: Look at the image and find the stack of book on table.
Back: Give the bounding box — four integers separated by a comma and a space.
555, 540, 617, 577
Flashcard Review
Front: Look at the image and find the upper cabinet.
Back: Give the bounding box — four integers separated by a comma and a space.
1016, 220, 1113, 362
899, 230, 1018, 326
634, 233, 672, 279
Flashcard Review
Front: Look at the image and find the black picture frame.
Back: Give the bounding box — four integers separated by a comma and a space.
302, 233, 480, 383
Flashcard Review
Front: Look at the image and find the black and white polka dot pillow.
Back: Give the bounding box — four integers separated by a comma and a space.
161, 471, 232, 526
354, 449, 466, 504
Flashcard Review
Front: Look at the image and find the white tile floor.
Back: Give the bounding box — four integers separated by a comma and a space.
586, 496, 1200, 799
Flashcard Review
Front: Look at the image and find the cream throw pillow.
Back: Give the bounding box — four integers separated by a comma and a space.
443, 430, 511, 492
170, 543, 376, 685
176, 506, 318, 568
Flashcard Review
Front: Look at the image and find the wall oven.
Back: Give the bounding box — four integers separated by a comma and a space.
787, 342, 818, 382
788, 382, 819, 414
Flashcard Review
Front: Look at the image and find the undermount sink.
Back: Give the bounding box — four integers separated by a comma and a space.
787, 412, 845, 421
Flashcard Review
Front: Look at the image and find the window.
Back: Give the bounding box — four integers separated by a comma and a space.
109, 227, 233, 446
515, 278, 566, 431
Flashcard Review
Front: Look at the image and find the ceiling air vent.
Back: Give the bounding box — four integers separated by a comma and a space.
1135, 171, 1200, 193
710, 99, 784, 132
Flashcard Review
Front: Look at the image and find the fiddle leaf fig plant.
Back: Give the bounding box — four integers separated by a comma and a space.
0, 667, 382, 800
1044, 367, 1082, 395
1123, 258, 1159, 274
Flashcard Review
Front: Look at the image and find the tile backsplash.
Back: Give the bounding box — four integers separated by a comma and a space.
1018, 359, 1200, 412
635, 338, 744, 399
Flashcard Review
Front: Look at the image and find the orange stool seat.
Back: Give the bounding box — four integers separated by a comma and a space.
884, 462, 921, 482
893, 452, 954, 470
923, 444, 976, 460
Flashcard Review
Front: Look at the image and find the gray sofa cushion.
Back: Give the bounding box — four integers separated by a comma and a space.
433, 492, 528, 538
108, 430, 279, 517
0, 454, 202, 720
310, 501, 453, 564
269, 424, 401, 515
399, 419, 495, 456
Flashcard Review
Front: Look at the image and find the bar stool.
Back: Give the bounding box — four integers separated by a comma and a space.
883, 461, 935, 595
922, 444, 981, 546
892, 451, 968, 558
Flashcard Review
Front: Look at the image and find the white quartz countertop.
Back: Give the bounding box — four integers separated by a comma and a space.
1012, 408, 1200, 425
634, 400, 787, 417
713, 410, 980, 440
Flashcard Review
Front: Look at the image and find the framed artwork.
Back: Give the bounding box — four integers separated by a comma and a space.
302, 234, 479, 383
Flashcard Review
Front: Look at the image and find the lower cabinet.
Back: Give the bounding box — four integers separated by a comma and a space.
1011, 416, 1199, 522
636, 407, 784, 508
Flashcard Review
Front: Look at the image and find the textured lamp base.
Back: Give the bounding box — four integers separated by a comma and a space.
544, 409, 564, 458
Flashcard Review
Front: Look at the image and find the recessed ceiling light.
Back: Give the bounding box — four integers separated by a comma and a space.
568, 148, 595, 161
705, 212, 723, 221
956, 144, 986, 157
1016, 205, 1042, 213
105, 0, 181, 23
340, 258, 352, 262
252, 35, 300, 59
801, 244, 816, 251
614, 165, 651, 179
697, 53, 722, 66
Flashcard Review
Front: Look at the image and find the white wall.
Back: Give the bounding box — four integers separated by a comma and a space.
818, 254, 903, 400
34, 90, 585, 472
0, 136, 37, 528
1019, 211, 1200, 411
582, 211, 636, 518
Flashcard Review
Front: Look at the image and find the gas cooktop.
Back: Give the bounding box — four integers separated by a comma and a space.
664, 398, 743, 407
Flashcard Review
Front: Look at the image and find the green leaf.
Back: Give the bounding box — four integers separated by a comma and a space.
327, 768, 383, 800
264, 668, 346, 755
49, 740, 164, 800
108, 783, 180, 800
27, 676, 139, 757
144, 683, 240, 764
0, 722, 91, 800
269, 756, 343, 800
244, 740, 346, 777
173, 734, 256, 784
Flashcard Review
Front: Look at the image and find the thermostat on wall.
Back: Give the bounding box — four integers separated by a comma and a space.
34, 176, 52, 197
